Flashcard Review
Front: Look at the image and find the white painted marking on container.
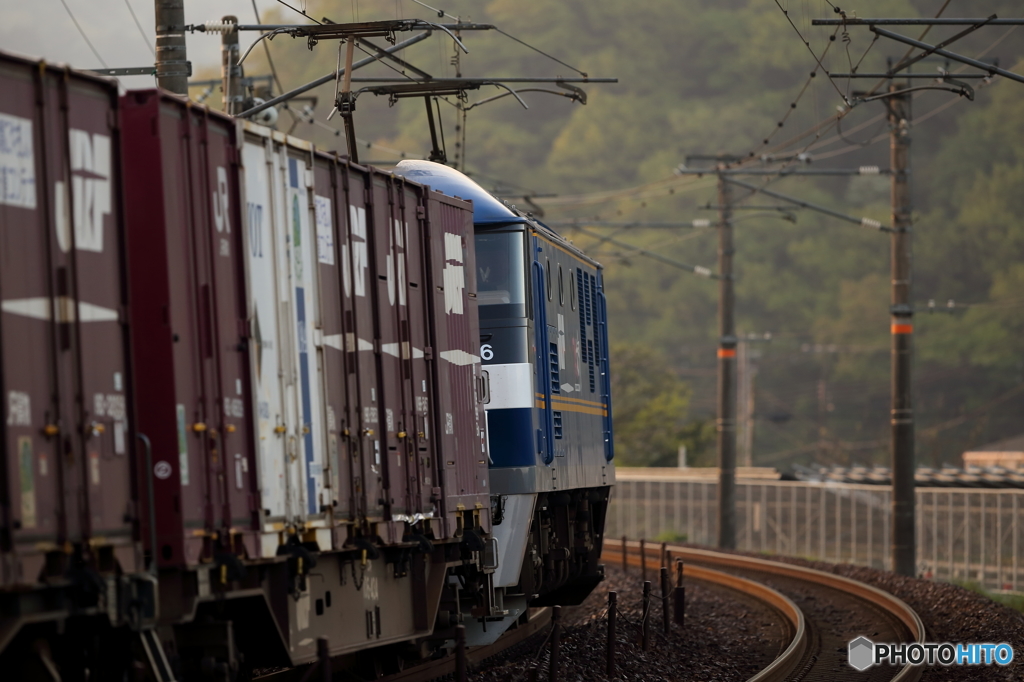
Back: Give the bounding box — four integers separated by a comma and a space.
443, 232, 465, 315
213, 166, 230, 233
314, 195, 334, 264
440, 349, 480, 366
322, 334, 344, 351
358, 337, 374, 352
154, 461, 173, 479
7, 391, 31, 426
68, 129, 111, 252
0, 113, 36, 209
0, 297, 117, 323
381, 342, 400, 357
413, 347, 424, 360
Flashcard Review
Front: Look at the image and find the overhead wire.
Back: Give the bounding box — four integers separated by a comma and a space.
275, 0, 322, 24
58, 0, 109, 68
123, 0, 155, 57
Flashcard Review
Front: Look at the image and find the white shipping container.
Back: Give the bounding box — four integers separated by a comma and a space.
241, 128, 331, 554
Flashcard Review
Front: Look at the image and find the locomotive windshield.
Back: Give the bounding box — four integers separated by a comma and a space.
475, 229, 527, 319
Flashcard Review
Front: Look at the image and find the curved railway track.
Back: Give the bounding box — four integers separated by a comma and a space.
604, 541, 925, 682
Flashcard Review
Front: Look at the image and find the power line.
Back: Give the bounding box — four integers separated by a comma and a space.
252, 1, 285, 94
771, 0, 848, 103
275, 0, 323, 24
123, 0, 154, 57
59, 0, 108, 68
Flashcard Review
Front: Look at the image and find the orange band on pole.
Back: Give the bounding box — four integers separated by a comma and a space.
718, 348, 737, 358
891, 324, 913, 334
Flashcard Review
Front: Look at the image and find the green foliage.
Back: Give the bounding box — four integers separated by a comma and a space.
609, 343, 713, 467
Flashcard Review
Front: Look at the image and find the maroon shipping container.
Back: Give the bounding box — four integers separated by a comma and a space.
0, 54, 140, 585
422, 191, 491, 534
120, 91, 258, 568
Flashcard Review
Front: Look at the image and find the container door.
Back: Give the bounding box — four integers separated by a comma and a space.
198, 116, 257, 547
242, 138, 288, 546
311, 158, 352, 525
285, 152, 328, 527
344, 169, 384, 524
371, 176, 407, 520
399, 183, 434, 517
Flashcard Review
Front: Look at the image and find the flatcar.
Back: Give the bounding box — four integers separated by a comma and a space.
0, 48, 614, 681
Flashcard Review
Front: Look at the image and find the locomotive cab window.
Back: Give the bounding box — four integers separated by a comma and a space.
558, 264, 564, 305
474, 229, 527, 319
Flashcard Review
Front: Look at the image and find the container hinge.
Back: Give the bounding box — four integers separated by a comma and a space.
416, 205, 426, 219
364, 188, 372, 205
305, 168, 314, 189
423, 346, 433, 360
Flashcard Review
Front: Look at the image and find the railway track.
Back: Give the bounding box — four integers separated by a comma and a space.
604, 541, 925, 682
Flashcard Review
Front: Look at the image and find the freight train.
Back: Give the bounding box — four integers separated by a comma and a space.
0, 51, 613, 680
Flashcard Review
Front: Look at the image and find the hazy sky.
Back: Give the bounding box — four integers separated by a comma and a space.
0, 0, 275, 89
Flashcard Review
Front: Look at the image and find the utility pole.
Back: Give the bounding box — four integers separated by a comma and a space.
888, 85, 915, 576
220, 17, 245, 115
155, 0, 190, 95
717, 172, 737, 549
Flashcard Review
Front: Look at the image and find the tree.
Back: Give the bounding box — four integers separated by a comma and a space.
610, 343, 713, 467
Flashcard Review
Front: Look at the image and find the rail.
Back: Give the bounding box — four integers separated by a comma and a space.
604, 540, 925, 682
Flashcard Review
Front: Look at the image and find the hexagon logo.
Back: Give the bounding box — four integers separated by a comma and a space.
848, 636, 874, 671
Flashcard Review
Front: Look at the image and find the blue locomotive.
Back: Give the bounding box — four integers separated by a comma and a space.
394, 161, 615, 619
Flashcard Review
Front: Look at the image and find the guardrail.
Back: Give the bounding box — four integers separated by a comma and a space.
607, 477, 1024, 592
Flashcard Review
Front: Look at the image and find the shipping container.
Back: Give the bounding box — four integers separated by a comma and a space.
239, 131, 491, 547
0, 53, 140, 587
121, 91, 259, 568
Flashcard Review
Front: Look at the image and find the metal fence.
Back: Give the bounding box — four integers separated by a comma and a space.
607, 478, 1024, 593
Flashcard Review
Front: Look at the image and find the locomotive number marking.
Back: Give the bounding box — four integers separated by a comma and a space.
480, 344, 493, 361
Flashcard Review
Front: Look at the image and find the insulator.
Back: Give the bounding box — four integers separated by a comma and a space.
693, 266, 712, 277
691, 219, 711, 228
858, 165, 881, 175
203, 21, 237, 34
861, 217, 882, 230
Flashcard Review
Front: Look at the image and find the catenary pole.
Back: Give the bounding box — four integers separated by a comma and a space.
889, 85, 915, 576
717, 172, 737, 549
220, 17, 244, 114
155, 0, 189, 95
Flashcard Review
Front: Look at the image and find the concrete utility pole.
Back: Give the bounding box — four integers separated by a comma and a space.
888, 86, 915, 576
220, 17, 244, 114
155, 0, 190, 95
717, 173, 737, 549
